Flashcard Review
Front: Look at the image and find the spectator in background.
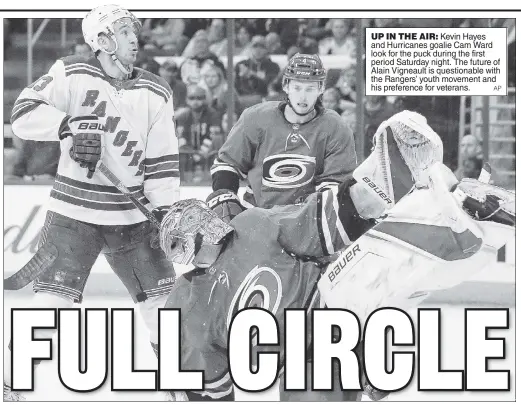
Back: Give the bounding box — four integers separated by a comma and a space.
335, 66, 357, 110
221, 111, 238, 137
183, 18, 212, 38
134, 54, 160, 75
210, 22, 253, 57
265, 32, 284, 54
70, 37, 92, 60
198, 60, 242, 117
140, 18, 187, 54
341, 103, 357, 135
235, 24, 254, 56
266, 18, 300, 53
297, 36, 319, 54
159, 60, 187, 109
267, 45, 300, 101
458, 156, 483, 180
363, 95, 396, 157
208, 19, 228, 56
322, 87, 343, 115
459, 133, 483, 160
175, 85, 222, 183
9, 138, 60, 181
319, 19, 356, 61
181, 30, 226, 85
235, 35, 281, 108
453, 134, 484, 180
299, 18, 330, 42
373, 18, 401, 28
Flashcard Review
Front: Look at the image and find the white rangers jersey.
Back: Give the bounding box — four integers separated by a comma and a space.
11, 55, 180, 225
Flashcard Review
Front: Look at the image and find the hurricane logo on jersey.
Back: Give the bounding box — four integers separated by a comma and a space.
262, 154, 316, 189
226, 265, 283, 329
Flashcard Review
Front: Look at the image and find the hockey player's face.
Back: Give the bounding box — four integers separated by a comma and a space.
113, 19, 139, 64
286, 80, 322, 115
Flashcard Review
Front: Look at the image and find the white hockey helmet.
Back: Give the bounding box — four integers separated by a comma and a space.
82, 4, 141, 54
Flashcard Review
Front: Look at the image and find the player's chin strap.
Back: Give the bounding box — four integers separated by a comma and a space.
111, 54, 132, 76
100, 32, 133, 77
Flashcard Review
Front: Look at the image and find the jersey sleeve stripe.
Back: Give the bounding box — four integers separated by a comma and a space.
144, 161, 179, 174
64, 62, 103, 74
315, 192, 329, 256
56, 174, 143, 193
13, 97, 46, 109
133, 84, 169, 103
330, 187, 351, 246
138, 78, 172, 97
144, 154, 179, 166
144, 170, 180, 181
10, 101, 47, 124
12, 101, 38, 116
64, 68, 105, 79
316, 180, 341, 192
320, 191, 336, 255
210, 163, 248, 178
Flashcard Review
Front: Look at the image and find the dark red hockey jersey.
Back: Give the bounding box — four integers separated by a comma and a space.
211, 101, 357, 208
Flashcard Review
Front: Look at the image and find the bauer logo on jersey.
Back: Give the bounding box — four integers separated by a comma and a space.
226, 265, 282, 329
262, 154, 316, 189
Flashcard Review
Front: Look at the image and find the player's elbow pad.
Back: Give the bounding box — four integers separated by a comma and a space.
337, 178, 377, 241
212, 170, 240, 194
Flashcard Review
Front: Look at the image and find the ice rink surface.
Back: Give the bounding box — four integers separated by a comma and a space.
4, 263, 515, 402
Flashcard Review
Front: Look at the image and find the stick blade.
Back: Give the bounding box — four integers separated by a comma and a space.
4, 244, 58, 290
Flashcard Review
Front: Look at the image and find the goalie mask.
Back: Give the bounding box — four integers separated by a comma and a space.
159, 199, 234, 265
353, 110, 443, 213
82, 4, 141, 75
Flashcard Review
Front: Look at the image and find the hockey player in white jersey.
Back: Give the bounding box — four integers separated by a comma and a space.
4, 5, 179, 400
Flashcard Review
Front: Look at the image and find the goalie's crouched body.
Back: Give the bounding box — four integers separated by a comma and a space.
160, 111, 444, 401
161, 111, 515, 401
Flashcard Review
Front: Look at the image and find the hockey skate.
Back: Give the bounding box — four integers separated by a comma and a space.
3, 383, 25, 401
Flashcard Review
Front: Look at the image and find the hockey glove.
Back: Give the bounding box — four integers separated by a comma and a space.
150, 206, 170, 249
60, 115, 103, 179
206, 189, 245, 223
453, 178, 515, 226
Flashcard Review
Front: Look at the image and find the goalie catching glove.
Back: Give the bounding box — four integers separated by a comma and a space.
453, 178, 515, 226
352, 110, 443, 216
59, 115, 103, 179
206, 189, 245, 223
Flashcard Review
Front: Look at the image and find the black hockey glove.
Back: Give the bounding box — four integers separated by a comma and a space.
454, 179, 515, 226
206, 189, 246, 223
60, 115, 103, 179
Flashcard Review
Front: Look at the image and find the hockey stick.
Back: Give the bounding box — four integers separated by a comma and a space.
96, 161, 161, 229
4, 162, 161, 291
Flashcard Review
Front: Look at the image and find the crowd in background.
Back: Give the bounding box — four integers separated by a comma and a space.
4, 17, 514, 185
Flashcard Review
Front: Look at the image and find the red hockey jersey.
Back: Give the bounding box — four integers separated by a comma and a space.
211, 101, 357, 208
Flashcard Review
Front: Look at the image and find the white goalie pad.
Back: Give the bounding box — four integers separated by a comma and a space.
318, 164, 515, 324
